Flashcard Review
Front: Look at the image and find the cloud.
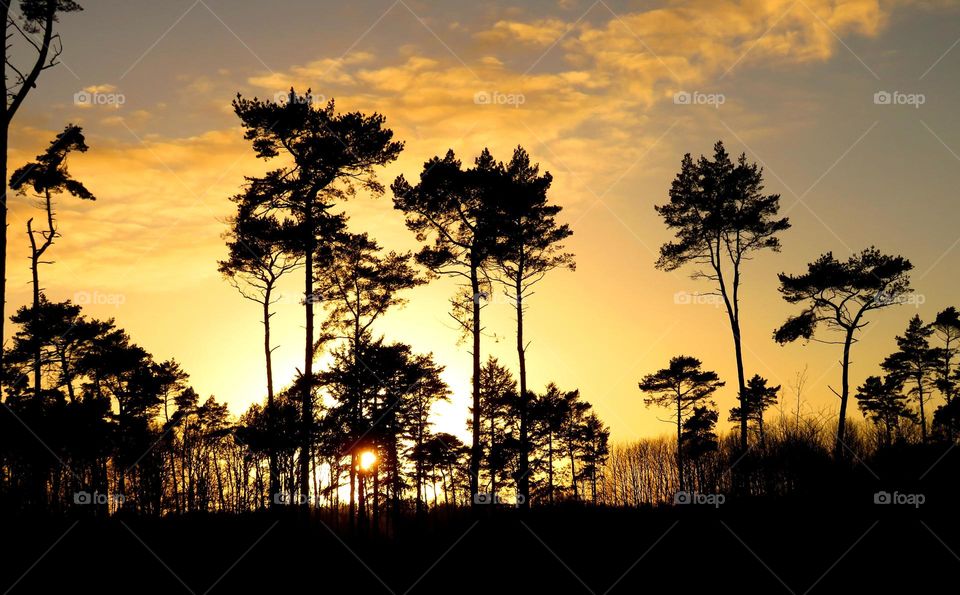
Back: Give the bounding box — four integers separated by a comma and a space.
475, 18, 573, 46
247, 51, 375, 94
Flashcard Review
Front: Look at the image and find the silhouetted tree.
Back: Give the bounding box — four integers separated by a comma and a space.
656, 141, 789, 453
392, 149, 499, 507
487, 146, 574, 507
882, 315, 941, 443
530, 383, 579, 504
399, 355, 450, 517
2, 0, 84, 380
9, 124, 94, 398
933, 397, 960, 443
154, 359, 189, 512
638, 355, 723, 491
79, 327, 163, 502
232, 89, 402, 503
412, 432, 468, 508
558, 391, 590, 501
219, 208, 301, 506
930, 308, 960, 427
314, 231, 422, 523
728, 374, 779, 447
578, 413, 610, 504
470, 357, 518, 501
774, 248, 912, 455
681, 405, 719, 489
856, 375, 915, 446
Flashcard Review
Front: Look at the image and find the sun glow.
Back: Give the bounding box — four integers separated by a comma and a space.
359, 450, 377, 471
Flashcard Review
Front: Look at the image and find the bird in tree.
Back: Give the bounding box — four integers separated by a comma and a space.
855, 375, 915, 447
392, 149, 499, 507
774, 247, 913, 456
9, 124, 95, 399
655, 141, 790, 453
728, 374, 780, 447
881, 315, 942, 443
638, 355, 724, 491
486, 146, 574, 507
232, 89, 402, 504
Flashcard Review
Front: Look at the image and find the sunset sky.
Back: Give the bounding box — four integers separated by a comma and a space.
6, 0, 960, 443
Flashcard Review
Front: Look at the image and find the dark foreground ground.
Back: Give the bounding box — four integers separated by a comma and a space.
1, 497, 956, 594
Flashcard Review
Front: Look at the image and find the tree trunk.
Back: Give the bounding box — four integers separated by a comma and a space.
469, 259, 482, 509
917, 378, 928, 443
29, 220, 41, 397
349, 453, 356, 526
263, 289, 280, 507
300, 201, 315, 508
0, 0, 9, 402
676, 398, 684, 492
731, 321, 747, 452
372, 461, 380, 533
515, 270, 530, 508
547, 431, 554, 505
568, 440, 577, 500
836, 326, 855, 457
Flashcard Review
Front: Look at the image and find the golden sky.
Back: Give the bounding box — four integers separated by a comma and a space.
6, 0, 960, 443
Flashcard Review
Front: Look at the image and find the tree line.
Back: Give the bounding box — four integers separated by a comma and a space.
639, 141, 959, 496
0, 88, 610, 526
0, 3, 955, 523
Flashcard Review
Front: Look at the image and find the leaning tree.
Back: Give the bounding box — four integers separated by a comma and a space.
9, 124, 95, 398
774, 248, 913, 456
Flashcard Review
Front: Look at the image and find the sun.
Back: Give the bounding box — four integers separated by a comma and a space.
359, 450, 377, 471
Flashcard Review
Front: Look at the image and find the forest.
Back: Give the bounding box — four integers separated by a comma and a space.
1, 1, 958, 593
